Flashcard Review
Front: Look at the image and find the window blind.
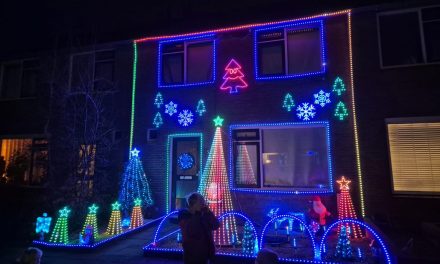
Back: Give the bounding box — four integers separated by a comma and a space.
387, 122, 440, 193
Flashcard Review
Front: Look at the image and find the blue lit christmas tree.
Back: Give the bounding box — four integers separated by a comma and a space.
119, 148, 154, 214
335, 225, 353, 260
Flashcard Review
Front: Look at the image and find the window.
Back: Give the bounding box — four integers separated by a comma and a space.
0, 59, 39, 99
231, 123, 332, 193
255, 20, 325, 80
76, 144, 96, 196
159, 35, 215, 87
70, 50, 115, 92
387, 120, 440, 194
0, 138, 47, 185
378, 6, 440, 67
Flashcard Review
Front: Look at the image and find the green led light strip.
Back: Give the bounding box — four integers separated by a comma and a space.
129, 42, 138, 156
166, 133, 203, 213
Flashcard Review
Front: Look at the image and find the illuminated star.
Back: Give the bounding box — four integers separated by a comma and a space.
59, 207, 71, 217
213, 116, 224, 127
134, 198, 142, 206
131, 148, 140, 157
88, 204, 99, 214
111, 201, 121, 211
337, 176, 351, 191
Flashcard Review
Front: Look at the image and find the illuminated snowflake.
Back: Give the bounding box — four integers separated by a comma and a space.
178, 109, 194, 127
165, 101, 177, 116
296, 103, 316, 121
313, 90, 331, 107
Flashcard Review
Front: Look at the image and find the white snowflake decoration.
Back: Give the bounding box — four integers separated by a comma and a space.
165, 101, 177, 116
296, 103, 316, 121
313, 90, 331, 107
178, 110, 194, 127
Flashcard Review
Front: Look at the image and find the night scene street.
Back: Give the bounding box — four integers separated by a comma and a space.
0, 0, 439, 263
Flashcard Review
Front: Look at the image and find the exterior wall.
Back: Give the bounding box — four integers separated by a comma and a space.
134, 13, 362, 223
353, 5, 440, 227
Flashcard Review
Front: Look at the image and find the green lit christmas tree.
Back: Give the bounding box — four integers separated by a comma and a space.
332, 77, 346, 96
334, 101, 349, 121
153, 112, 163, 128
282, 93, 295, 112
242, 221, 256, 255
196, 99, 206, 116
49, 207, 70, 244
334, 225, 353, 259
81, 204, 99, 240
154, 92, 164, 108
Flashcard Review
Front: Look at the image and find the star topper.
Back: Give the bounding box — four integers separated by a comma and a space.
134, 198, 142, 206
88, 204, 99, 214
59, 207, 71, 217
213, 116, 224, 127
337, 176, 351, 191
131, 148, 140, 157
111, 201, 121, 211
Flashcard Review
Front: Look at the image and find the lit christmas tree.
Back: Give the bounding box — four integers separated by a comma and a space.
335, 225, 353, 259
199, 116, 238, 245
220, 59, 248, 94
236, 145, 257, 185
49, 207, 70, 244
196, 99, 207, 116
154, 92, 164, 108
242, 221, 256, 255
119, 148, 154, 214
106, 201, 123, 235
332, 76, 346, 96
153, 112, 163, 128
82, 204, 99, 240
282, 93, 295, 112
334, 101, 349, 121
337, 176, 362, 238
129, 198, 144, 229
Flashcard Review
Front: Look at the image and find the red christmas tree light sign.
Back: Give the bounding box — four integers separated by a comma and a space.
220, 59, 248, 94
336, 176, 363, 239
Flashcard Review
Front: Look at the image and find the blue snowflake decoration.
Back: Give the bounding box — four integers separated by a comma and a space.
165, 101, 178, 116
313, 89, 331, 107
178, 109, 194, 127
296, 103, 316, 121
177, 153, 194, 170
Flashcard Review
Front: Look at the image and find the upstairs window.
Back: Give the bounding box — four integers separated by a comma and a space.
255, 20, 325, 80
159, 35, 215, 87
0, 59, 39, 99
378, 6, 440, 67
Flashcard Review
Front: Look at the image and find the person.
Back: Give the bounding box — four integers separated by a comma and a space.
178, 192, 220, 264
16, 247, 43, 264
255, 248, 278, 264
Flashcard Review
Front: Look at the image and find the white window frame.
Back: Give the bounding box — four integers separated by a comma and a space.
377, 5, 440, 69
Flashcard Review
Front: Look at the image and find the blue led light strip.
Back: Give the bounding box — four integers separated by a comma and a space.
166, 133, 203, 212
153, 210, 179, 244
158, 33, 216, 88
319, 219, 393, 264
229, 121, 333, 194
32, 216, 163, 249
254, 20, 326, 80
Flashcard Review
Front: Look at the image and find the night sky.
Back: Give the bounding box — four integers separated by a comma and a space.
0, 0, 422, 56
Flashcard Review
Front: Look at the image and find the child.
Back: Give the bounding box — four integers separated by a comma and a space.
178, 192, 220, 264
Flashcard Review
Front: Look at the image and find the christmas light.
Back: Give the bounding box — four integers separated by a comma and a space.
242, 221, 256, 255
220, 59, 248, 94
334, 101, 349, 121
334, 225, 353, 259
177, 109, 194, 127
82, 204, 99, 240
166, 133, 203, 212
235, 145, 257, 185
336, 176, 362, 238
49, 207, 70, 244
313, 89, 331, 107
196, 99, 206, 116
130, 198, 144, 229
106, 201, 123, 236
153, 112, 163, 128
332, 77, 346, 96
282, 93, 295, 112
129, 42, 138, 156
199, 116, 237, 245
35, 213, 52, 241
164, 101, 178, 116
119, 148, 154, 213
154, 92, 164, 108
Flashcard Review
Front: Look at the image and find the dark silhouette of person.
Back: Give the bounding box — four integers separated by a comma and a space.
178, 192, 219, 264
0, 156, 6, 178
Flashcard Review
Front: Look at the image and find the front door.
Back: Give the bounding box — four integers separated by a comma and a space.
170, 136, 201, 210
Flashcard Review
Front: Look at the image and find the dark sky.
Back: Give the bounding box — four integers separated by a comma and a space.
0, 0, 427, 56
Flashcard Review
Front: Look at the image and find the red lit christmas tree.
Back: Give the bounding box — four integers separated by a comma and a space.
220, 59, 248, 94
236, 145, 257, 185
337, 176, 362, 238
199, 116, 238, 245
